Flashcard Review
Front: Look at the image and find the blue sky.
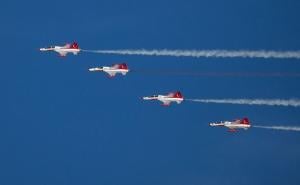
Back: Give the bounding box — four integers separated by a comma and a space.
1, 0, 300, 185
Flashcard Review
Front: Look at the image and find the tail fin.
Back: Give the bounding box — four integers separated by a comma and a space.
70, 42, 79, 49
242, 118, 250, 125
173, 91, 183, 98
119, 63, 128, 69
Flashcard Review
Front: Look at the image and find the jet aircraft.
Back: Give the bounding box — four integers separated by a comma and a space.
142, 91, 184, 106
40, 42, 80, 56
209, 118, 251, 132
89, 63, 129, 77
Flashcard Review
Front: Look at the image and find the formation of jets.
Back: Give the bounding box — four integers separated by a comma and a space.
39, 42, 252, 133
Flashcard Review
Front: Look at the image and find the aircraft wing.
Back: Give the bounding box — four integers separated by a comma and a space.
161, 100, 171, 106
58, 51, 67, 57
106, 71, 116, 77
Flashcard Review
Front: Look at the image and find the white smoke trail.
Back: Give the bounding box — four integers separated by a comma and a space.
82, 49, 300, 59
253, 125, 300, 132
186, 99, 300, 107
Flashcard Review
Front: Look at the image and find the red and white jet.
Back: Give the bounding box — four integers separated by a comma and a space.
89, 63, 129, 77
209, 118, 251, 132
40, 42, 80, 56
142, 91, 184, 106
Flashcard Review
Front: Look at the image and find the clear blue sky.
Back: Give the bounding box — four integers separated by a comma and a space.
1, 0, 300, 185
